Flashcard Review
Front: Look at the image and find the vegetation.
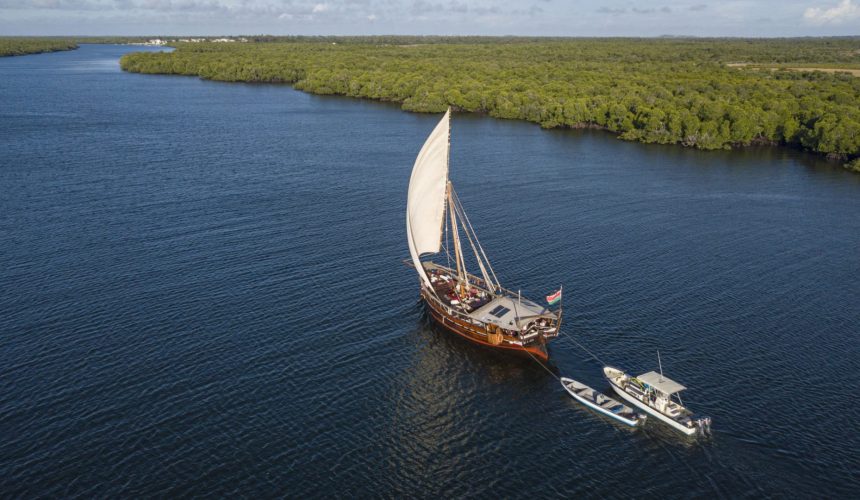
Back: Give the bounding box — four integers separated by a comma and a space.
0, 37, 171, 57
112, 37, 857, 167
0, 38, 78, 57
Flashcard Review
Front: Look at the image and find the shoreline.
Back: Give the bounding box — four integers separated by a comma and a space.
115, 38, 860, 173
119, 61, 858, 172
0, 44, 78, 58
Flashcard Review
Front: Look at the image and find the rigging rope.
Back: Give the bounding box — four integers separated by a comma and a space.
512, 321, 611, 380
453, 201, 493, 292
450, 189, 501, 292
518, 330, 608, 381
556, 329, 610, 368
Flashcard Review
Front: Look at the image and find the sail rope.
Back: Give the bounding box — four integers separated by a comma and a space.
452, 189, 500, 291
450, 189, 501, 292
452, 200, 493, 292
449, 192, 480, 273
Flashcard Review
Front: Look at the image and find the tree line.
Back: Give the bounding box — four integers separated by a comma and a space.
118, 38, 860, 168
0, 38, 78, 57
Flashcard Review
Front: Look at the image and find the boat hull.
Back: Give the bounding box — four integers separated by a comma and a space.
604, 371, 697, 436
421, 290, 550, 362
560, 377, 641, 427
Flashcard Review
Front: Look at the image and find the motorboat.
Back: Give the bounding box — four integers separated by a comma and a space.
603, 365, 711, 436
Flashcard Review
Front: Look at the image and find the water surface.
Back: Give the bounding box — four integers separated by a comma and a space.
1, 45, 859, 498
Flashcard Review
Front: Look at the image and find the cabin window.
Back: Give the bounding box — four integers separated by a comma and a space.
489, 305, 510, 317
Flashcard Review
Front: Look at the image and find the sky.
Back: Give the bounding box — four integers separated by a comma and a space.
0, 0, 858, 37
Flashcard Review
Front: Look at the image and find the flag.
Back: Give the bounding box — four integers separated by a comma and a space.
546, 288, 562, 305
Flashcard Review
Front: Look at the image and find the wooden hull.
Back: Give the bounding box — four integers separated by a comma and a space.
421, 289, 550, 362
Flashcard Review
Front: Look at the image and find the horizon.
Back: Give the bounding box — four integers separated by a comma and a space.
6, 34, 860, 39
2, 1, 859, 38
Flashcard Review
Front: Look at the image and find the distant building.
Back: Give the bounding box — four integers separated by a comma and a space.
145, 37, 248, 45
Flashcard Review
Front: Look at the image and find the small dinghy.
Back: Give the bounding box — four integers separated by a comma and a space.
560, 377, 645, 427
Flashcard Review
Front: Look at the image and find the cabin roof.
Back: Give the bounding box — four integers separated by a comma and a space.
470, 295, 546, 329
636, 371, 686, 394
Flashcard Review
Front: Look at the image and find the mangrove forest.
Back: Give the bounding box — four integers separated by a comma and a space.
0, 38, 78, 57
118, 37, 860, 168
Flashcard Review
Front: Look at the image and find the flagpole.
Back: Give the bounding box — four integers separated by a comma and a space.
559, 284, 563, 316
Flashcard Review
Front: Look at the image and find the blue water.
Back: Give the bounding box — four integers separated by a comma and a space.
1, 44, 859, 498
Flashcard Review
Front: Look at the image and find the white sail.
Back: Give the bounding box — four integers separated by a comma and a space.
407, 109, 450, 289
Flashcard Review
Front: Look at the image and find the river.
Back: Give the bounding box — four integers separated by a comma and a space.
1, 44, 858, 498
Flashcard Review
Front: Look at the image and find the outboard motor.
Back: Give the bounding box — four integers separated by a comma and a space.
696, 417, 712, 436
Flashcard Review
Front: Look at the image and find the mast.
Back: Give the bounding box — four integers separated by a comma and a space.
447, 182, 467, 293
658, 350, 664, 382
445, 109, 467, 294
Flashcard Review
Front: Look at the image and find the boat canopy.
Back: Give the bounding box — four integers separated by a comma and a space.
637, 371, 686, 394
406, 109, 451, 289
469, 296, 546, 329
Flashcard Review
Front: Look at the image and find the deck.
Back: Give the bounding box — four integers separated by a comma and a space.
424, 263, 559, 341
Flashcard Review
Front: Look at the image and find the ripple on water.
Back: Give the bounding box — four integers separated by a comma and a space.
1, 45, 859, 498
